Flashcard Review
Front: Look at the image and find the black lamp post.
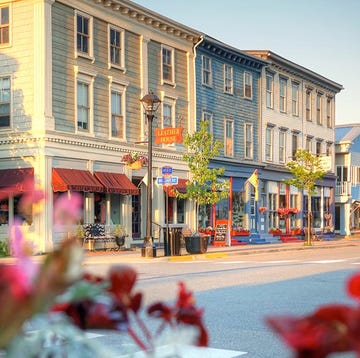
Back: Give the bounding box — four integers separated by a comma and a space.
140, 92, 161, 257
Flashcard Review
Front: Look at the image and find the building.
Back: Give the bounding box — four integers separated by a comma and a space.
335, 124, 360, 236
0, 0, 201, 252
246, 50, 343, 238
194, 36, 267, 244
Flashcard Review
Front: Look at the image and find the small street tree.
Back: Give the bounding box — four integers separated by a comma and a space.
176, 120, 230, 231
285, 149, 326, 246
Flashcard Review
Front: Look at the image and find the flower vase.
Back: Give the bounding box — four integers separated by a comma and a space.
127, 160, 142, 170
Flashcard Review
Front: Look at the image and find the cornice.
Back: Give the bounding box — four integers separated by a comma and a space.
57, 0, 201, 45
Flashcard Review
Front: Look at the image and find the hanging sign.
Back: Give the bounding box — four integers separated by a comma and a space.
154, 126, 183, 145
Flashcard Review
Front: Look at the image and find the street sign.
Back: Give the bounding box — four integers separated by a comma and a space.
162, 166, 173, 175
157, 176, 178, 185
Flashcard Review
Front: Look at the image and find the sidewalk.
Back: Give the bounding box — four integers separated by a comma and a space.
83, 235, 360, 262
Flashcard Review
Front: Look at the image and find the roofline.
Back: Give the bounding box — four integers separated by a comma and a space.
245, 50, 344, 92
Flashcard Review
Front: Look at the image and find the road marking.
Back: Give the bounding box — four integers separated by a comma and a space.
306, 259, 347, 264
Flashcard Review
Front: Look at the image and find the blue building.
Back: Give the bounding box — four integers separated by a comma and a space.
194, 36, 267, 244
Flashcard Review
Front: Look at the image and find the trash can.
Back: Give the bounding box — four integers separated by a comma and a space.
163, 226, 182, 256
184, 234, 209, 254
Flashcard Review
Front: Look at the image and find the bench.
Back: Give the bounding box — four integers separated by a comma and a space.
83, 224, 116, 251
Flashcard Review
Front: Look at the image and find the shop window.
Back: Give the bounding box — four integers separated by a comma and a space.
199, 204, 211, 229
0, 200, 8, 225
94, 193, 106, 224
177, 199, 185, 224
232, 192, 245, 229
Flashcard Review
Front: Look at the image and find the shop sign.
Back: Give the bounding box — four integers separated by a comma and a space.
154, 126, 183, 145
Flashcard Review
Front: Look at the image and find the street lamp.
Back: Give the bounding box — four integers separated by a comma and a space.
140, 92, 161, 257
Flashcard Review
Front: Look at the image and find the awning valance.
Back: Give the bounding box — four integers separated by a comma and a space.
94, 172, 139, 195
164, 178, 187, 198
0, 168, 34, 193
52, 168, 104, 192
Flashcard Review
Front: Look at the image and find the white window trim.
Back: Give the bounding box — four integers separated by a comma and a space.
279, 77, 287, 113
306, 88, 312, 121
265, 126, 273, 162
326, 96, 333, 128
291, 82, 299, 116
108, 24, 125, 71
244, 72, 253, 100
202, 111, 213, 133
316, 92, 323, 125
201, 55, 212, 87
160, 95, 177, 147
0, 4, 11, 48
244, 122, 253, 159
223, 64, 233, 94
108, 77, 128, 140
0, 73, 12, 130
74, 10, 94, 62
161, 45, 175, 86
266, 73, 274, 109
279, 130, 286, 163
224, 117, 234, 157
74, 66, 95, 135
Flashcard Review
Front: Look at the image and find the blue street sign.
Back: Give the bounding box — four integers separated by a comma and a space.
157, 176, 178, 185
162, 166, 173, 175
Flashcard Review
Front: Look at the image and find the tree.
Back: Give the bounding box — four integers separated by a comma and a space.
285, 149, 326, 246
176, 120, 230, 230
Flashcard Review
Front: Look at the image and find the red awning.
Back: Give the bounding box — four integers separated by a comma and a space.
94, 172, 139, 195
0, 168, 34, 194
52, 168, 104, 192
164, 178, 187, 197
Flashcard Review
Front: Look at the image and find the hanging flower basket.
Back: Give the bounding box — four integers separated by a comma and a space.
121, 152, 148, 170
259, 206, 267, 214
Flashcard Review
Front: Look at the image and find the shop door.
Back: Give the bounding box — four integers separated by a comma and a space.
132, 180, 141, 239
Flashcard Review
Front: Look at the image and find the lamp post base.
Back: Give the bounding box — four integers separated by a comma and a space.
141, 236, 157, 257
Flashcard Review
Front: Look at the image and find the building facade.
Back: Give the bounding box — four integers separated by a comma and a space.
246, 50, 343, 238
0, 0, 201, 252
335, 124, 360, 236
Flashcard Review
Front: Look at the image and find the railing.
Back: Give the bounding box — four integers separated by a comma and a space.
335, 182, 351, 196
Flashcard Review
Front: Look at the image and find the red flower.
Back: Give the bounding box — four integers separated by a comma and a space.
347, 273, 360, 300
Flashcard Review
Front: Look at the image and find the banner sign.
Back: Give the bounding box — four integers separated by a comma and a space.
154, 126, 183, 145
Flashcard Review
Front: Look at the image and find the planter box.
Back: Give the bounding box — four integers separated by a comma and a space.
231, 230, 250, 236
184, 235, 209, 254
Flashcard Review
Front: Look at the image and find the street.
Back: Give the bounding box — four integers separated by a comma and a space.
81, 244, 360, 357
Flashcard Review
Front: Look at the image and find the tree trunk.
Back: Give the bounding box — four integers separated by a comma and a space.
306, 193, 312, 246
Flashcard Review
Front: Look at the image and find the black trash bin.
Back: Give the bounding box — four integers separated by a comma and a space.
184, 234, 209, 254
163, 226, 182, 256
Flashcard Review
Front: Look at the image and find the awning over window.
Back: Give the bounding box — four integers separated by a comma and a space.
94, 172, 139, 195
52, 168, 104, 192
164, 178, 188, 198
0, 168, 34, 193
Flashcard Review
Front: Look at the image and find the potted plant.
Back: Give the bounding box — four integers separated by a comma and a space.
121, 152, 148, 170
112, 224, 127, 250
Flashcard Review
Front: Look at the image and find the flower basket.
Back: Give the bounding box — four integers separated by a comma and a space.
259, 207, 267, 214
127, 160, 142, 170
121, 152, 148, 170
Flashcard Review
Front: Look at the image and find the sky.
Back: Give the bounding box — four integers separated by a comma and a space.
132, 0, 360, 125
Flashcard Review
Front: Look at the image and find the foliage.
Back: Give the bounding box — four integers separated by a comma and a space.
285, 149, 326, 246
112, 224, 127, 237
0, 185, 208, 357
285, 149, 326, 196
0, 239, 9, 257
121, 152, 148, 166
177, 120, 230, 207
266, 271, 360, 357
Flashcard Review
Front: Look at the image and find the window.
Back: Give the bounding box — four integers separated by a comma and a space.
279, 77, 287, 112
306, 136, 312, 153
111, 90, 124, 139
244, 72, 252, 99
306, 89, 312, 121
0, 6, 9, 45
326, 142, 332, 156
265, 126, 273, 161
162, 46, 174, 84
202, 111, 213, 133
224, 65, 233, 94
109, 26, 124, 69
202, 56, 212, 87
75, 71, 94, 133
77, 81, 89, 131
162, 103, 173, 128
279, 131, 286, 163
245, 123, 253, 159
76, 12, 92, 57
326, 97, 332, 128
316, 93, 322, 125
292, 82, 299, 116
0, 76, 10, 128
224, 118, 233, 156
336, 166, 348, 182
316, 141, 322, 157
292, 133, 299, 159
266, 74, 274, 108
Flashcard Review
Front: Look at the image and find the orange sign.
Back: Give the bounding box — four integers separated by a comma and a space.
154, 126, 183, 145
